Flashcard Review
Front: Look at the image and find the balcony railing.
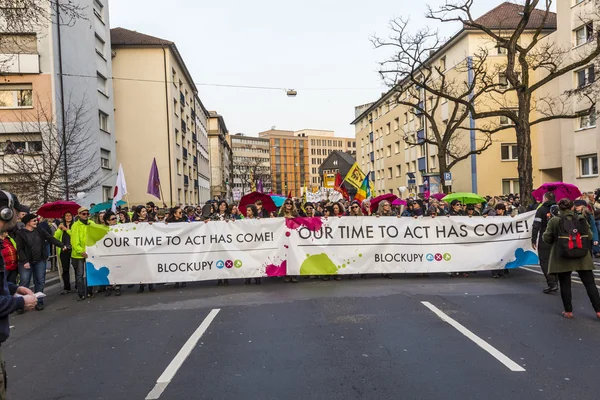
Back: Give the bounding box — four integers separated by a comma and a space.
0, 54, 40, 74
418, 157, 426, 172
192, 133, 197, 142
417, 129, 425, 144
183, 148, 188, 159
193, 155, 198, 165
181, 120, 187, 134
184, 175, 189, 186
180, 92, 185, 104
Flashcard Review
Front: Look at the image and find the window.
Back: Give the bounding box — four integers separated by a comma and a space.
499, 73, 508, 87
502, 179, 519, 195
172, 68, 177, 86
575, 23, 594, 47
579, 108, 597, 129
430, 156, 436, 169
500, 115, 511, 125
100, 148, 110, 169
99, 111, 109, 132
439, 56, 446, 71
102, 186, 112, 202
575, 0, 585, 4
93, 0, 104, 21
94, 34, 105, 58
501, 144, 518, 161
396, 165, 401, 177
393, 118, 400, 131
386, 123, 391, 135
0, 85, 32, 108
497, 40, 507, 55
97, 72, 107, 95
579, 154, 598, 177
386, 145, 392, 157
0, 34, 37, 54
404, 112, 409, 124
387, 167, 393, 179
175, 129, 180, 145
577, 66, 595, 88
394, 141, 400, 154
177, 159, 182, 175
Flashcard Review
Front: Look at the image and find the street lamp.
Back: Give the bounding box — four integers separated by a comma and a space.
286, 89, 297, 97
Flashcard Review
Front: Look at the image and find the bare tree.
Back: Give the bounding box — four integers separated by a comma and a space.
373, 18, 494, 193
233, 157, 271, 194
0, 93, 98, 207
419, 0, 600, 204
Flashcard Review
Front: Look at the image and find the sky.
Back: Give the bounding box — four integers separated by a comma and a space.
110, 0, 518, 138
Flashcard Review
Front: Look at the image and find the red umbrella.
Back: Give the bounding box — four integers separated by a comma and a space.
239, 192, 278, 214
371, 193, 398, 211
431, 193, 446, 201
37, 201, 81, 219
532, 182, 582, 202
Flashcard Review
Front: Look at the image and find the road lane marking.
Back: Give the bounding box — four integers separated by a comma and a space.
146, 309, 220, 399
421, 301, 525, 372
521, 267, 600, 290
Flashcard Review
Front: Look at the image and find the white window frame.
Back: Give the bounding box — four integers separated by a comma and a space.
574, 22, 594, 47
576, 66, 595, 88
502, 179, 519, 195
99, 110, 109, 132
94, 33, 105, 59
578, 108, 597, 130
0, 87, 32, 109
100, 148, 110, 169
97, 72, 107, 96
500, 143, 518, 161
93, 0, 104, 22
579, 154, 598, 177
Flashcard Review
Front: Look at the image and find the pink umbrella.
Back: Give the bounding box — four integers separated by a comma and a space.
391, 198, 407, 206
532, 182, 582, 202
431, 193, 446, 201
37, 201, 81, 219
371, 193, 398, 211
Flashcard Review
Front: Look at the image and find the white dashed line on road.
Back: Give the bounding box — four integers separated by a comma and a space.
521, 266, 600, 290
146, 308, 221, 399
421, 301, 526, 372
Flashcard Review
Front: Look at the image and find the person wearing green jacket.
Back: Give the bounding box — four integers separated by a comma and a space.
69, 207, 95, 301
543, 198, 600, 319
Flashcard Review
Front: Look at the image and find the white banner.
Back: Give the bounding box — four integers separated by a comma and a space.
85, 213, 540, 284
286, 212, 539, 275
86, 219, 287, 285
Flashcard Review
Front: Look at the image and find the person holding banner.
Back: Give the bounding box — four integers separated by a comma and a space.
132, 206, 156, 293
348, 201, 363, 216
278, 200, 299, 283
70, 207, 96, 301
166, 207, 186, 223
245, 205, 258, 220
209, 201, 232, 286
543, 198, 600, 320
332, 202, 345, 217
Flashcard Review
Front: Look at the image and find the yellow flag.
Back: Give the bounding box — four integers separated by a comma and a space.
344, 163, 366, 189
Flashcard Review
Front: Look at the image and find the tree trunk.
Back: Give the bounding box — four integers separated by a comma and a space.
437, 152, 450, 194
516, 111, 534, 207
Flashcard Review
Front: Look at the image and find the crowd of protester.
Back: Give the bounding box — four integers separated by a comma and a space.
2, 189, 600, 320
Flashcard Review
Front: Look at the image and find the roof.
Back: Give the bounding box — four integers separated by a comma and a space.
350, 2, 556, 125
110, 27, 173, 46
320, 150, 356, 170
110, 27, 198, 93
469, 2, 556, 31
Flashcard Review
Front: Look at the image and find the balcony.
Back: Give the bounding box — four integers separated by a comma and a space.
180, 92, 185, 104
193, 155, 198, 165
194, 179, 199, 188
181, 120, 187, 134
418, 157, 426, 172
417, 129, 425, 144
191, 109, 196, 119
370, 152, 374, 162
0, 54, 39, 74
183, 148, 188, 159
192, 133, 197, 142
415, 102, 424, 115
369, 132, 373, 143
370, 171, 375, 181
184, 175, 189, 186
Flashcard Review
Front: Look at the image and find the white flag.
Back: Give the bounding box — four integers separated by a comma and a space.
112, 164, 127, 211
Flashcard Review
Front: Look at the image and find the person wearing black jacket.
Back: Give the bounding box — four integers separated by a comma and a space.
15, 214, 65, 311
531, 192, 558, 293
0, 191, 37, 397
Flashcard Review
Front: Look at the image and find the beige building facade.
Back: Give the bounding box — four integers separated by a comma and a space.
352, 2, 557, 197
111, 28, 208, 206
229, 134, 271, 195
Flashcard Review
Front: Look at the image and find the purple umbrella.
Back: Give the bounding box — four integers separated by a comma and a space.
391, 198, 407, 206
532, 182, 582, 202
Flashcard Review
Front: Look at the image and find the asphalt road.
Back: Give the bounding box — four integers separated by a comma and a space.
5, 267, 600, 400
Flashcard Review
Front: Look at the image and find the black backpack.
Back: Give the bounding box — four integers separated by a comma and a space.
557, 216, 591, 259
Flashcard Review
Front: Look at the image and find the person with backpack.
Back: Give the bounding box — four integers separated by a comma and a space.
531, 192, 558, 293
543, 198, 600, 319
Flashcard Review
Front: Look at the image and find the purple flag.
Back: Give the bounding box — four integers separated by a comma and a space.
257, 179, 263, 193
147, 158, 161, 199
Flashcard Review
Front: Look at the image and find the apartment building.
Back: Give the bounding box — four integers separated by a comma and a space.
195, 95, 211, 204
535, 0, 600, 191
352, 2, 556, 196
295, 129, 356, 190
208, 111, 233, 200
0, 0, 117, 205
258, 129, 309, 197
111, 27, 209, 206
229, 134, 271, 194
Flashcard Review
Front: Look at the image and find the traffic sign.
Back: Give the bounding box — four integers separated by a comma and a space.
443, 172, 452, 181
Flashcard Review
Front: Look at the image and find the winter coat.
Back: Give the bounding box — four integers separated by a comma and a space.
68, 219, 96, 259
542, 210, 595, 274
15, 227, 64, 264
